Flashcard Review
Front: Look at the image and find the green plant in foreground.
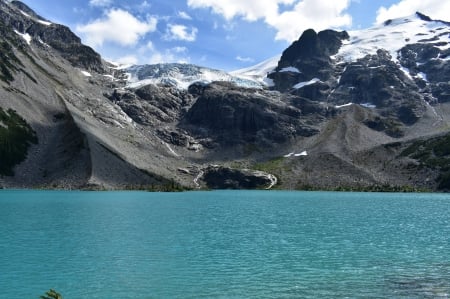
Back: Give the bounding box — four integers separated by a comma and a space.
40, 289, 63, 299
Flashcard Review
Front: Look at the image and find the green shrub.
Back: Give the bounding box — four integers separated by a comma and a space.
0, 41, 21, 84
401, 133, 450, 190
0, 108, 38, 176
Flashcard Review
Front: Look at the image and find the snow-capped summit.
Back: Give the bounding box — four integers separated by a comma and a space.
230, 55, 281, 87
234, 12, 450, 87
125, 63, 265, 90
336, 12, 450, 63
120, 13, 450, 92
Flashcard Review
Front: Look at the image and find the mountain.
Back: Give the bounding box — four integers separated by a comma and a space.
125, 63, 265, 89
1, 1, 450, 191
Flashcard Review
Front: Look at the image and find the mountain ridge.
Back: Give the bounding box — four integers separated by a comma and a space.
1, 2, 450, 191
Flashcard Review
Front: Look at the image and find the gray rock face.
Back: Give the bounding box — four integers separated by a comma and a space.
333, 49, 426, 124
183, 82, 319, 146
0, 0, 103, 72
277, 29, 349, 76
29, 24, 104, 72
108, 84, 193, 125
269, 29, 349, 91
398, 43, 450, 103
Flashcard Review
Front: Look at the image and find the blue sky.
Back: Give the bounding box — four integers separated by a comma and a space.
19, 0, 450, 71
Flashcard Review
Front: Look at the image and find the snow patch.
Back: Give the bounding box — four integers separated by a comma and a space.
280, 67, 301, 73
165, 143, 180, 157
103, 74, 115, 81
400, 66, 413, 80
81, 71, 92, 77
14, 30, 31, 45
294, 151, 308, 157
37, 20, 52, 26
360, 103, 377, 108
19, 10, 31, 18
416, 72, 428, 82
335, 103, 354, 109
36, 37, 50, 47
19, 9, 52, 26
284, 151, 308, 158
293, 78, 321, 89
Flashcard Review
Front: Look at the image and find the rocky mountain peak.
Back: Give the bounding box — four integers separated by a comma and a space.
10, 1, 47, 21
415, 11, 433, 22
270, 29, 349, 89
0, 0, 104, 72
279, 29, 349, 66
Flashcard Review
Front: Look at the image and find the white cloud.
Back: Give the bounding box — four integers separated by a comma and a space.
187, 0, 352, 42
178, 11, 192, 20
271, 0, 352, 41
76, 9, 157, 47
187, 0, 293, 21
376, 0, 450, 24
89, 0, 113, 7
236, 56, 254, 62
165, 24, 198, 42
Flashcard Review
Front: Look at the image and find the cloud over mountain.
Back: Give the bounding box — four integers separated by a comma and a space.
187, 0, 352, 42
376, 0, 450, 24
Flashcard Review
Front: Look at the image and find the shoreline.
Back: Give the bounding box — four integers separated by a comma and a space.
0, 184, 436, 193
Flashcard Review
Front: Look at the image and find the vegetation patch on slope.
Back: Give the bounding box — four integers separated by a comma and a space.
401, 133, 450, 189
0, 40, 20, 83
0, 107, 38, 176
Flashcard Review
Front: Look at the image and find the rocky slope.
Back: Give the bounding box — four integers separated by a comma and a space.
1, 1, 450, 191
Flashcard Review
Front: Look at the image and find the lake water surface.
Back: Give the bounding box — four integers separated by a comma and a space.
0, 190, 449, 298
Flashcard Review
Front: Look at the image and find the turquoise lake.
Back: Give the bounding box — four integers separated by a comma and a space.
0, 190, 449, 298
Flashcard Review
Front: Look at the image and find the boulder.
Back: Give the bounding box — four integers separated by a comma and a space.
202, 166, 277, 189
